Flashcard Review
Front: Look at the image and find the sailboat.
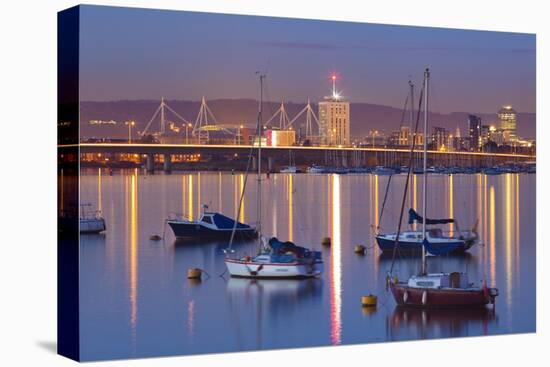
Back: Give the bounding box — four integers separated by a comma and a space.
375, 77, 478, 257
388, 69, 498, 308
375, 208, 478, 255
280, 150, 301, 173
224, 73, 324, 279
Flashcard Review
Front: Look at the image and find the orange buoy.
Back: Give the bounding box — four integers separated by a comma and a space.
187, 268, 202, 279
361, 294, 378, 307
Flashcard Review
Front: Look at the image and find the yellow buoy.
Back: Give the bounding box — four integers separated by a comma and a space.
187, 268, 202, 279
354, 245, 366, 254
321, 237, 331, 246
361, 294, 378, 307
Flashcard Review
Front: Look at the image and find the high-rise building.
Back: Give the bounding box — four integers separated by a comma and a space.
498, 105, 517, 143
467, 114, 482, 151
318, 75, 350, 146
431, 126, 448, 150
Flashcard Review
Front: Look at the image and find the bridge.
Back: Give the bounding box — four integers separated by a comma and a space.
70, 143, 534, 173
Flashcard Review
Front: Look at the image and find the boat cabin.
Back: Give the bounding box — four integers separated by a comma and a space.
407, 272, 470, 289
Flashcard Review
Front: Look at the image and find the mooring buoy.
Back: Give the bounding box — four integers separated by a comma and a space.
361, 294, 378, 307
187, 268, 202, 279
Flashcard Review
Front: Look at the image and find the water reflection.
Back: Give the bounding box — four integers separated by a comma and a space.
129, 170, 138, 344
388, 306, 497, 341
226, 278, 323, 350
77, 171, 535, 360
330, 174, 342, 345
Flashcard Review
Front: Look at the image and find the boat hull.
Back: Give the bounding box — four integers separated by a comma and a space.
376, 236, 472, 255
390, 282, 494, 308
225, 259, 323, 278
80, 218, 106, 234
167, 221, 257, 240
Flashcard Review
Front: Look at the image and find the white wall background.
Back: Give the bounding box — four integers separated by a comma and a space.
0, 1, 546, 366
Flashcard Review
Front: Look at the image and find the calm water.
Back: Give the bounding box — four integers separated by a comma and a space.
79, 169, 536, 361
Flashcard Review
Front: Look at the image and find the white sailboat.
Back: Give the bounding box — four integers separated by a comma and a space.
224, 74, 323, 279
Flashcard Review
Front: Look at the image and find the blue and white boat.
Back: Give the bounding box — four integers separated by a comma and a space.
167, 205, 257, 240
376, 209, 477, 255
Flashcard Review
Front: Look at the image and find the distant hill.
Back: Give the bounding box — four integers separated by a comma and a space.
80, 99, 536, 141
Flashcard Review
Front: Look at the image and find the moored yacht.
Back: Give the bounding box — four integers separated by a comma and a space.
79, 203, 106, 234
224, 73, 323, 279
390, 271, 498, 307
376, 209, 477, 255
386, 68, 498, 308
225, 237, 323, 278
167, 205, 256, 240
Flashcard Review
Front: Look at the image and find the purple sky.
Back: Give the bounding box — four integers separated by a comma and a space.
79, 5, 536, 114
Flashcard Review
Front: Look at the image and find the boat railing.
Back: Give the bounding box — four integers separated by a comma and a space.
167, 212, 193, 222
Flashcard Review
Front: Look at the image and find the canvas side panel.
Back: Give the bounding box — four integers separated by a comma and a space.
57, 5, 80, 361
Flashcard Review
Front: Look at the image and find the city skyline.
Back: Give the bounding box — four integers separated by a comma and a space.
80, 6, 536, 114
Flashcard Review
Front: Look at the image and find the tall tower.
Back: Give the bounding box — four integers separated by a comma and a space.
318, 75, 350, 146
498, 105, 517, 143
468, 114, 482, 151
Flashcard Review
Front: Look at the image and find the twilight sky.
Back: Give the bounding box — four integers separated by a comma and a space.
79, 5, 536, 114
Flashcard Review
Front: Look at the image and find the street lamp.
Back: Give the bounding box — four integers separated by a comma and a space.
126, 121, 135, 144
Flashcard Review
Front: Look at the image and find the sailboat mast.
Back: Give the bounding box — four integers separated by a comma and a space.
422, 68, 429, 275
409, 80, 415, 209
257, 73, 265, 245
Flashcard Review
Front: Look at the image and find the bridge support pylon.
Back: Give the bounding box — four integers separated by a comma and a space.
163, 154, 172, 173
146, 153, 155, 174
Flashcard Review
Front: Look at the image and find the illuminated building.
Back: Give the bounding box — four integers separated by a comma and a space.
431, 126, 448, 150
468, 114, 482, 151
498, 105, 517, 143
265, 128, 296, 146
318, 75, 350, 146
480, 124, 491, 146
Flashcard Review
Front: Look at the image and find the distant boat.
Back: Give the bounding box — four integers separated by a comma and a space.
331, 166, 350, 174
280, 150, 301, 173
167, 205, 256, 240
372, 166, 395, 176
483, 167, 502, 175
280, 166, 300, 173
306, 165, 326, 174
79, 203, 106, 234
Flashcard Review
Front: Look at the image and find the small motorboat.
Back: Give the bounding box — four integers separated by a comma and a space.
167, 205, 257, 240
79, 203, 106, 234
225, 237, 323, 278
